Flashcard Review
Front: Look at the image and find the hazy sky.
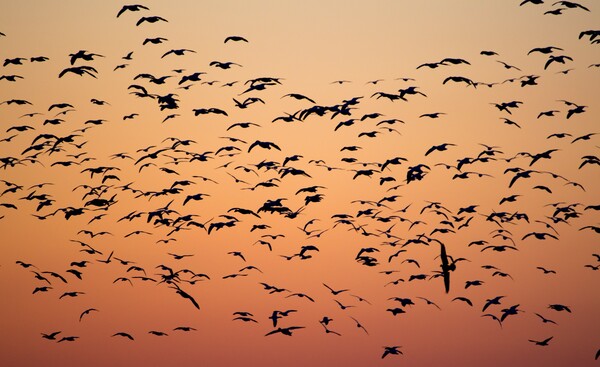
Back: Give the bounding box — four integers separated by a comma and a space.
0, 1, 599, 366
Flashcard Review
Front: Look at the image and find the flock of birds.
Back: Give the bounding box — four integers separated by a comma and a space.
1, 1, 599, 363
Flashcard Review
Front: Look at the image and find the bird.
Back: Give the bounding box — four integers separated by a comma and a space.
79, 308, 99, 322
233, 315, 258, 323
529, 336, 553, 346
536, 267, 556, 274
482, 296, 505, 312
544, 8, 566, 15
548, 304, 571, 312
528, 46, 563, 55
162, 49, 196, 58
480, 50, 498, 56
117, 4, 150, 17
143, 37, 168, 45
0, 75, 24, 82
174, 326, 197, 332
382, 346, 403, 359
112, 332, 134, 340
497, 60, 521, 71
148, 330, 169, 336
136, 16, 168, 26
193, 107, 227, 117
417, 297, 441, 310
58, 66, 97, 78
501, 304, 522, 322
437, 242, 455, 293
319, 282, 347, 295
3, 57, 27, 66
224, 36, 248, 43
41, 331, 61, 340
169, 285, 200, 310
265, 326, 304, 336
31, 56, 49, 62
57, 336, 79, 343
59, 291, 84, 299
420, 112, 445, 119
553, 1, 589, 11
566, 105, 586, 119
68, 50, 104, 65
452, 297, 473, 307
482, 314, 503, 328
572, 133, 596, 144
522, 232, 558, 240
417, 61, 446, 69
443, 76, 474, 86
535, 313, 558, 325
248, 140, 281, 152
210, 61, 241, 69
544, 55, 573, 69
425, 143, 456, 156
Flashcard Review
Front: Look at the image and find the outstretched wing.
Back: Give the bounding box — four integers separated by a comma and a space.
440, 243, 450, 293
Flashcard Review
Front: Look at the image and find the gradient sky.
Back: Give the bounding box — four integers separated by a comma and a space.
0, 1, 599, 366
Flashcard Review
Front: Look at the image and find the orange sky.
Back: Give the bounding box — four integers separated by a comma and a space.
0, 1, 599, 366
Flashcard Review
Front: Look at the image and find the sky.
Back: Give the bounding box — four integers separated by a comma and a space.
0, 1, 599, 366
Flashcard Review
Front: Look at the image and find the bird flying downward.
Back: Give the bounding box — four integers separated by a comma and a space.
439, 243, 452, 293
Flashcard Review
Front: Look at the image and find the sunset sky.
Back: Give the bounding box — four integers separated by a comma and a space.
1, 1, 599, 366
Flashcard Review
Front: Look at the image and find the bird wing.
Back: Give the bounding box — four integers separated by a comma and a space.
247, 141, 259, 152
265, 328, 281, 336
440, 243, 450, 293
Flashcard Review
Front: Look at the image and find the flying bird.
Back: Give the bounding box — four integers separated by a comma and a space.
117, 4, 149, 17
224, 36, 248, 43
136, 16, 168, 26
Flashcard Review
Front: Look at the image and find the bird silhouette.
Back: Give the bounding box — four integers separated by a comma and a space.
265, 326, 304, 336
136, 16, 168, 26
117, 4, 150, 18
59, 66, 97, 78
382, 346, 403, 359
112, 332, 134, 340
41, 331, 61, 340
529, 336, 553, 346
224, 36, 248, 43
79, 308, 99, 322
